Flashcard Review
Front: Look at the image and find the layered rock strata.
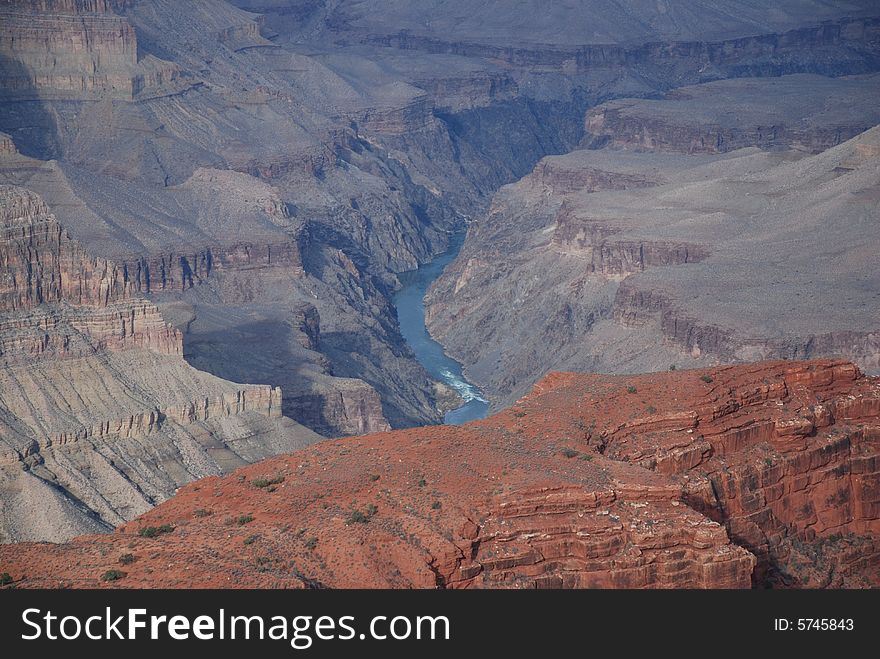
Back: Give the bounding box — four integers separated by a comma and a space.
1, 359, 876, 589
0, 185, 320, 542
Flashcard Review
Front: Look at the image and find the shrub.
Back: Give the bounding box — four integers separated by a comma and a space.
346, 510, 369, 524
579, 454, 593, 462
764, 458, 773, 467
369, 474, 380, 482
236, 515, 255, 526
669, 364, 677, 371
627, 385, 637, 394
700, 374, 714, 383
193, 509, 213, 518
138, 524, 174, 538
646, 405, 657, 414
101, 570, 126, 582
365, 503, 378, 517
417, 478, 427, 487
431, 501, 442, 510
305, 537, 318, 551
513, 410, 527, 418
244, 535, 259, 545
252, 475, 285, 489
119, 554, 136, 565
560, 447, 579, 459
0, 573, 12, 586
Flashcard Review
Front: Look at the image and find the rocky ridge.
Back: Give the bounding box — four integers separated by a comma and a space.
0, 359, 876, 588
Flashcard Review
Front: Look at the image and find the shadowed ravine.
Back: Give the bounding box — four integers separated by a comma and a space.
394, 232, 489, 424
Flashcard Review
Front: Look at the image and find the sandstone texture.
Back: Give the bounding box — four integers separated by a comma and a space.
1, 359, 876, 588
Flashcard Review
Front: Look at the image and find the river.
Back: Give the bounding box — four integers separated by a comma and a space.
393, 233, 490, 424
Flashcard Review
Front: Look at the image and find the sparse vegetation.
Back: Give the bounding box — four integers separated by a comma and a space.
579, 454, 593, 462
347, 504, 378, 525
119, 553, 136, 565
431, 501, 442, 510
627, 385, 637, 394
513, 410, 527, 418
369, 474, 380, 482
0, 573, 12, 586
244, 535, 259, 545
138, 524, 174, 538
417, 478, 427, 487
669, 364, 677, 371
193, 509, 213, 518
764, 457, 774, 467
305, 537, 318, 551
700, 374, 714, 383
646, 405, 657, 414
252, 474, 285, 489
236, 514, 255, 526
101, 570, 126, 582
560, 447, 580, 458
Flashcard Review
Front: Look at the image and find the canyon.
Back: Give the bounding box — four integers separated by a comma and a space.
1, 359, 877, 588
428, 77, 880, 408
0, 0, 879, 569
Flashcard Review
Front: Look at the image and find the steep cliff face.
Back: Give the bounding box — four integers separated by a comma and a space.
1, 359, 876, 589
584, 74, 880, 154
0, 185, 321, 542
0, 0, 186, 100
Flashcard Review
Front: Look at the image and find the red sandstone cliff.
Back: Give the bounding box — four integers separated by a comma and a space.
2, 358, 876, 588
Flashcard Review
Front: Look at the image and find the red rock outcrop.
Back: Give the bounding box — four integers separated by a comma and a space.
2, 358, 876, 588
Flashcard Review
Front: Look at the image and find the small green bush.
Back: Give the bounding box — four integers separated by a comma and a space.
138, 524, 174, 538
244, 535, 259, 545
346, 510, 369, 524
305, 537, 318, 551
365, 503, 378, 517
101, 570, 126, 582
700, 374, 714, 383
0, 573, 12, 586
193, 509, 213, 518
626, 385, 637, 394
236, 515, 255, 526
417, 478, 427, 487
369, 474, 380, 482
669, 364, 677, 371
579, 454, 593, 462
560, 447, 579, 459
119, 554, 136, 565
252, 474, 285, 489
431, 501, 442, 510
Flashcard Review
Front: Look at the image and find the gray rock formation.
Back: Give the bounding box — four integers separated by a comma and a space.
427, 94, 880, 407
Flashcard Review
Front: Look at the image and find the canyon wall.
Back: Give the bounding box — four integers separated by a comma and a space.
428, 84, 880, 409
0, 185, 320, 542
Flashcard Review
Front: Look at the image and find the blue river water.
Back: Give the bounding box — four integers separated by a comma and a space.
393, 234, 490, 425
